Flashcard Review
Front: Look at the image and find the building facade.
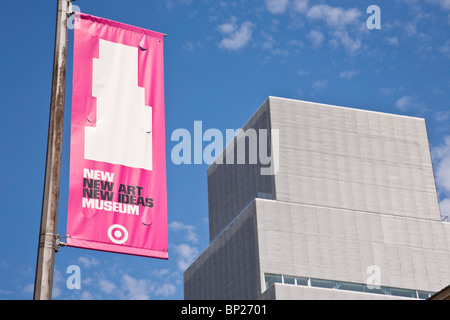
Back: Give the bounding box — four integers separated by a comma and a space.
184, 96, 450, 300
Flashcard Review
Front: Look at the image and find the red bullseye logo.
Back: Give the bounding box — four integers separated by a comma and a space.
107, 224, 129, 244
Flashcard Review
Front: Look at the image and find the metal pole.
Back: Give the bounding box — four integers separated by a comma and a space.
34, 0, 69, 300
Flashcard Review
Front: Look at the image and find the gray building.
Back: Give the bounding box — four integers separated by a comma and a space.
184, 96, 450, 300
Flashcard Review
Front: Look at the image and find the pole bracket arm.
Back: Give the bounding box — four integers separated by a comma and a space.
54, 234, 66, 253
43, 233, 66, 253
68, 0, 78, 17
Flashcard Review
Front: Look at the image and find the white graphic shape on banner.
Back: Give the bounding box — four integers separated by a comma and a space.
85, 39, 153, 171
107, 224, 129, 244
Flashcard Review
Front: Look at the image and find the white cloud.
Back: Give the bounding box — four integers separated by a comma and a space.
169, 221, 199, 243
265, 0, 290, 14
261, 32, 289, 56
21, 284, 34, 295
78, 256, 100, 268
386, 36, 399, 46
288, 39, 304, 48
300, 4, 365, 55
404, 22, 418, 36
307, 30, 324, 48
426, 0, 450, 11
174, 243, 199, 271
165, 0, 193, 10
313, 80, 327, 89
394, 95, 413, 111
293, 0, 309, 13
51, 268, 63, 299
435, 110, 450, 122
218, 20, 253, 50
261, 32, 276, 51
306, 4, 362, 29
182, 41, 194, 52
218, 17, 238, 34
151, 268, 170, 277
154, 283, 177, 297
121, 274, 152, 300
438, 40, 450, 57
431, 136, 450, 220
380, 87, 397, 96
339, 69, 360, 79
394, 95, 428, 115
287, 40, 304, 55
331, 30, 362, 54
94, 270, 178, 299
432, 136, 450, 195
439, 198, 450, 219
80, 291, 95, 300
98, 277, 116, 294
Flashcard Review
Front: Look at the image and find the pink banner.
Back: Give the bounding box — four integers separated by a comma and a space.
67, 13, 167, 259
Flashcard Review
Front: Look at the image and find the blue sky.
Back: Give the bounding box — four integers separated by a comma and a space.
0, 0, 449, 300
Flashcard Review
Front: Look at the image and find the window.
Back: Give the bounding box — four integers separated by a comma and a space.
390, 287, 417, 299
295, 277, 309, 286
337, 281, 365, 293
310, 278, 337, 289
265, 274, 282, 289
256, 192, 273, 200
417, 291, 433, 299
283, 276, 296, 285
363, 285, 390, 296
263, 273, 434, 299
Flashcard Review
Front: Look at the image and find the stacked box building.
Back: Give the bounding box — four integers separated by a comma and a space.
184, 97, 450, 300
